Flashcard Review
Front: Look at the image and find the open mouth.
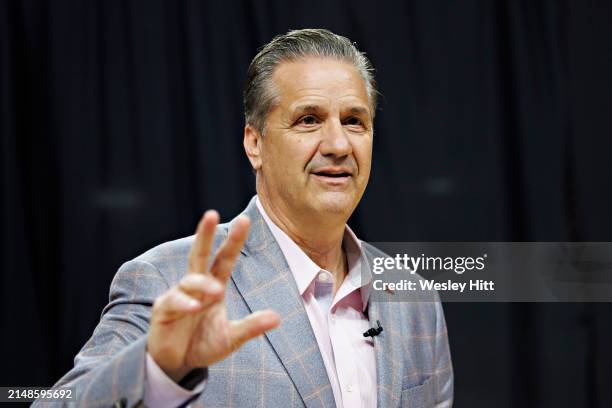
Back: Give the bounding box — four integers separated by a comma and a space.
311, 168, 353, 184
313, 171, 352, 178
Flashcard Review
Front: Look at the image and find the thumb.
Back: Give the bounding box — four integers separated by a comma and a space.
228, 310, 281, 351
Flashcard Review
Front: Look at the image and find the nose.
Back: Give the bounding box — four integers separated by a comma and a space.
319, 118, 352, 158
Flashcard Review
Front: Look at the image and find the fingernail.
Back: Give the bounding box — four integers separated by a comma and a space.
188, 299, 200, 308
205, 210, 220, 220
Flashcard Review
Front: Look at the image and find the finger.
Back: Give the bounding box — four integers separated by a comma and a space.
178, 274, 224, 303
152, 288, 203, 323
210, 215, 250, 282
188, 210, 219, 274
228, 310, 281, 351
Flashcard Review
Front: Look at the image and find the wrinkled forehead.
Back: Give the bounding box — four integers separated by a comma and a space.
269, 57, 372, 115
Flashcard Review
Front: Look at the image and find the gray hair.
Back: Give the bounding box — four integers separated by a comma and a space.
244, 28, 377, 134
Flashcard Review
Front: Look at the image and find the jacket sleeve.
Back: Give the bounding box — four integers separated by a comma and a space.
33, 259, 170, 408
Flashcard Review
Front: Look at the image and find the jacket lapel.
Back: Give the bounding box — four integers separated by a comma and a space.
230, 197, 336, 408
362, 249, 403, 407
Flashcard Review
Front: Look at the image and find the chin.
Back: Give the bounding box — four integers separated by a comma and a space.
311, 192, 356, 216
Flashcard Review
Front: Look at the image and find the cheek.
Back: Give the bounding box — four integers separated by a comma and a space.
285, 135, 320, 167
353, 137, 373, 174
265, 134, 319, 173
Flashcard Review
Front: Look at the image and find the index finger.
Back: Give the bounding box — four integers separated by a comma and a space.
209, 215, 250, 282
188, 210, 219, 274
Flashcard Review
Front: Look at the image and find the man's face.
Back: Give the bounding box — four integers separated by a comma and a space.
253, 57, 373, 220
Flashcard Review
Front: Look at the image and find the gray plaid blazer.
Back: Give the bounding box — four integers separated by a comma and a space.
37, 197, 453, 408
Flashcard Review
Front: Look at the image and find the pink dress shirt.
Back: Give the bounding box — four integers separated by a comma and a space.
143, 197, 376, 407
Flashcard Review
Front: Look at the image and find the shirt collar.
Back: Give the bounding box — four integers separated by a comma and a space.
255, 196, 371, 311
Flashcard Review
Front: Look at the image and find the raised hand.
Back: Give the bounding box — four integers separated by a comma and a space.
147, 210, 281, 382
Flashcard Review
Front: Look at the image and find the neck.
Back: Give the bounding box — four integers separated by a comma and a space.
257, 190, 348, 282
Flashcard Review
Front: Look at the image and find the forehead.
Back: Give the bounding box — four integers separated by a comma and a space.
270, 57, 370, 112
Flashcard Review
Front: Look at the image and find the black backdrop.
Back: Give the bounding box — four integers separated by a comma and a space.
2, 1, 612, 406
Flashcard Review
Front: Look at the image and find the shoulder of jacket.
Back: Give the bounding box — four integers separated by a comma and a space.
128, 222, 230, 266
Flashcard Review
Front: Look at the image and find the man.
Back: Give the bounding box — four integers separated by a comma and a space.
39, 29, 453, 408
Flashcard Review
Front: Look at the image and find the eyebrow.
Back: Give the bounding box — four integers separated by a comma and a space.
345, 106, 370, 116
291, 104, 325, 115
290, 104, 370, 117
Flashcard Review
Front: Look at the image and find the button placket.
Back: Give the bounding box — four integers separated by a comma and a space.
329, 309, 362, 407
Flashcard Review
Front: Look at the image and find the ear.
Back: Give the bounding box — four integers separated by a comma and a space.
243, 124, 263, 170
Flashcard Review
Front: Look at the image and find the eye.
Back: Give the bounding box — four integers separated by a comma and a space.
344, 116, 365, 127
296, 115, 320, 126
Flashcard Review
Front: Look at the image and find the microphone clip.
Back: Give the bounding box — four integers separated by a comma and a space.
363, 320, 383, 338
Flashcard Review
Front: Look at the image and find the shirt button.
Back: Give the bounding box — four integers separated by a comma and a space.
347, 384, 354, 393
318, 272, 329, 282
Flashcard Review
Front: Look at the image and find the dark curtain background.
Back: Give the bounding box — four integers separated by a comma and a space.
2, 1, 612, 406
